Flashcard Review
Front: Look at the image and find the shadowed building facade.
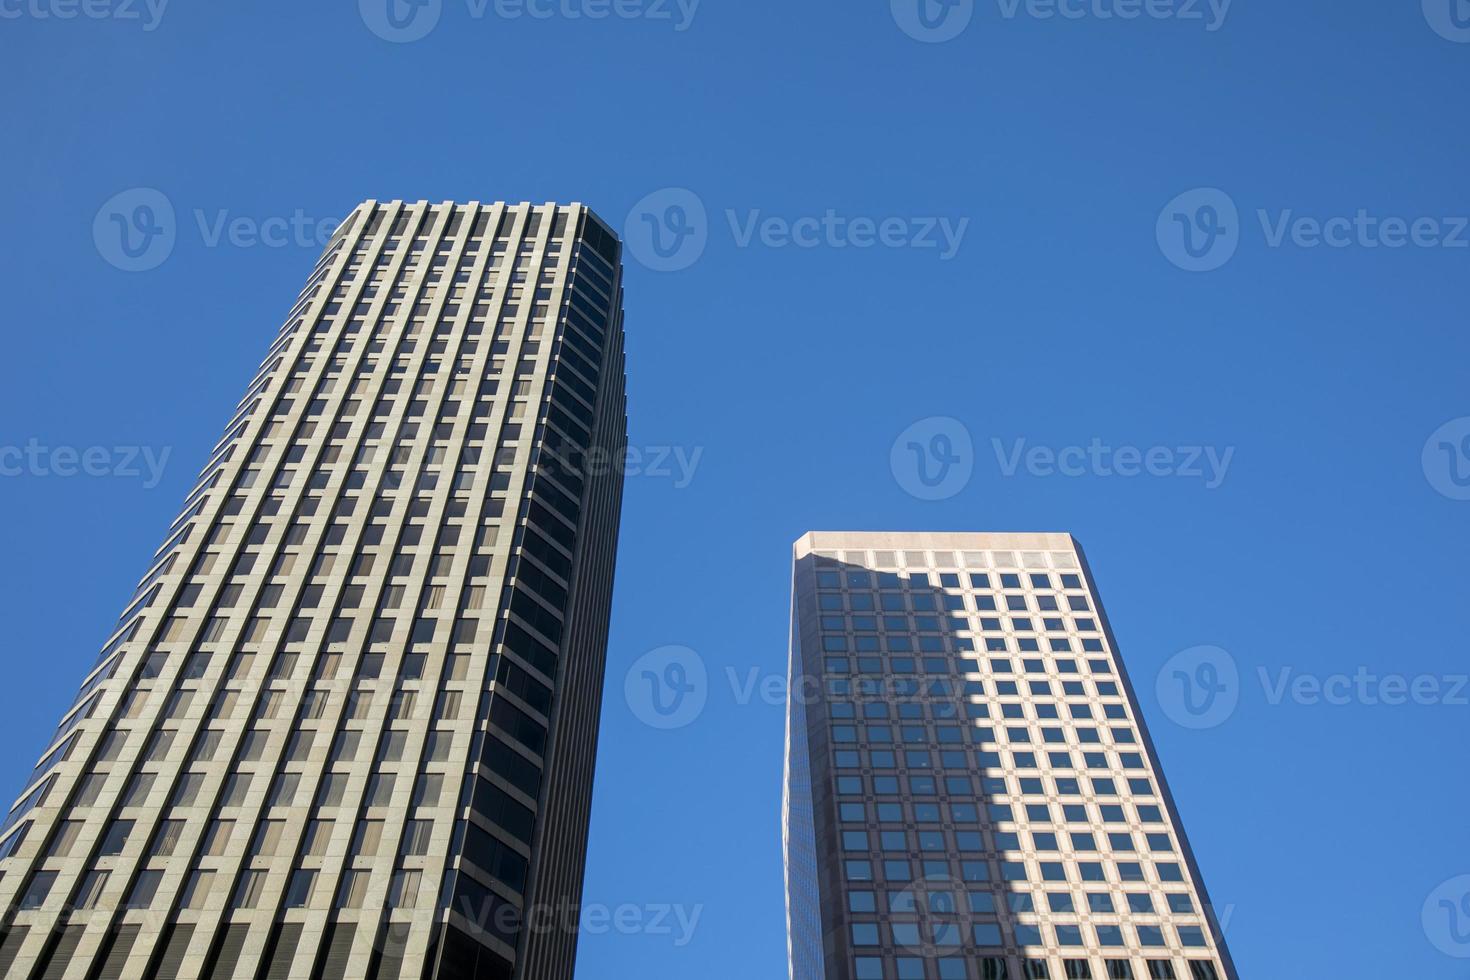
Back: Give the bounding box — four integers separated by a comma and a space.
785, 532, 1238, 980
0, 200, 627, 980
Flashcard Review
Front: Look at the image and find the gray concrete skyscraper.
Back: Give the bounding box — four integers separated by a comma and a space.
0, 201, 627, 980
785, 532, 1237, 980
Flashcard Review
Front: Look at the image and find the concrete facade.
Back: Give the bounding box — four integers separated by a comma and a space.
785, 532, 1238, 980
0, 201, 627, 980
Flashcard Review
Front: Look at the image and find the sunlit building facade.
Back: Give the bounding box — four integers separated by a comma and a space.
0, 200, 627, 980
785, 532, 1237, 980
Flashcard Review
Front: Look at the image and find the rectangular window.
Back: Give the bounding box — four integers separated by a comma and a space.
401, 819, 432, 856
74, 871, 109, 910
388, 869, 422, 908
338, 870, 368, 909
100, 820, 133, 856
233, 870, 267, 909
46, 821, 82, 858
353, 820, 384, 857
127, 870, 164, 909
303, 820, 332, 858
182, 870, 215, 910
19, 871, 56, 909
285, 870, 316, 908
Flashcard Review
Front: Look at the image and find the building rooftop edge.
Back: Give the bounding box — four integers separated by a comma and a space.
345, 200, 618, 241
793, 530, 1079, 557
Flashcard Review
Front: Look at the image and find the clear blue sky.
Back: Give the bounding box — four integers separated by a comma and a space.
2, 1, 1468, 976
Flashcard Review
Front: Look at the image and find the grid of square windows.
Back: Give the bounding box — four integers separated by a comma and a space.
786, 541, 1232, 980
